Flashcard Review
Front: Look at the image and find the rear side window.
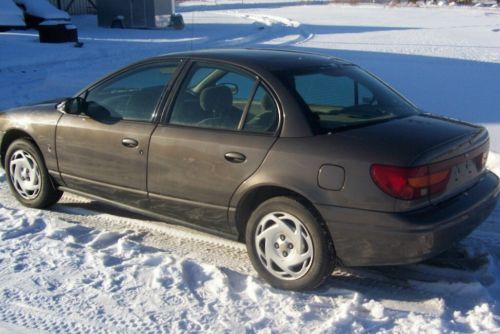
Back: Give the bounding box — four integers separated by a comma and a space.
169, 63, 278, 134
242, 85, 278, 133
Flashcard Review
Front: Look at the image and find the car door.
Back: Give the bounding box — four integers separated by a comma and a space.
148, 61, 280, 232
56, 61, 180, 207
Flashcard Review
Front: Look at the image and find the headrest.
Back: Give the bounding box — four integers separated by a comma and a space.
200, 86, 233, 112
261, 93, 275, 111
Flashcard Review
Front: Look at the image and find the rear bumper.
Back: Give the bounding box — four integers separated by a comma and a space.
317, 171, 500, 266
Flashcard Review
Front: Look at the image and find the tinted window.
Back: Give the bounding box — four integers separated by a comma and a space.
243, 85, 278, 133
274, 65, 417, 133
85, 62, 178, 122
187, 67, 214, 89
169, 64, 257, 131
295, 74, 354, 108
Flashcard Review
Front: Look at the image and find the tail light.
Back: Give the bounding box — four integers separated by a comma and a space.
371, 164, 451, 200
371, 140, 489, 201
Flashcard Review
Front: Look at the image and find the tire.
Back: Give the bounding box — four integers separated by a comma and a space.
245, 196, 336, 291
5, 139, 62, 208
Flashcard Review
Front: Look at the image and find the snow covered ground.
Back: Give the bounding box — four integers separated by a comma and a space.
0, 1, 500, 332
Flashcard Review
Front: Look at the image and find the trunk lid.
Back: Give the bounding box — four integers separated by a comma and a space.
415, 121, 489, 205
337, 113, 489, 206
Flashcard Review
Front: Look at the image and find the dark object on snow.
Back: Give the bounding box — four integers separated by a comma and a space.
24, 13, 44, 28
15, 2, 71, 29
425, 246, 489, 271
74, 41, 84, 48
110, 16, 124, 29
169, 13, 184, 30
38, 21, 78, 43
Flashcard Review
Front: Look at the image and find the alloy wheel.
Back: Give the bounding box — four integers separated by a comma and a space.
9, 149, 42, 200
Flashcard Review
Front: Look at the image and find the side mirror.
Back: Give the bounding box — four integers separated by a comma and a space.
57, 97, 85, 115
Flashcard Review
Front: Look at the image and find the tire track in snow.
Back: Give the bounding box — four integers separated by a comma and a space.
213, 11, 314, 46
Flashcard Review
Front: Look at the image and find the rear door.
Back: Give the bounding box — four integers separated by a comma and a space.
148, 61, 279, 231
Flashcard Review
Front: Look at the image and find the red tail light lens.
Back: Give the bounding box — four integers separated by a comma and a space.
370, 164, 451, 200
371, 142, 488, 201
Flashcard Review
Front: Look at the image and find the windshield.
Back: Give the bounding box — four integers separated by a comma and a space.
274, 64, 418, 133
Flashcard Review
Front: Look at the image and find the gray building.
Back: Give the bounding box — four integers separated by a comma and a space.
97, 0, 175, 28
48, 0, 177, 29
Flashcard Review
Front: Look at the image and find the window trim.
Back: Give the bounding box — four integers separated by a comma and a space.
237, 79, 259, 130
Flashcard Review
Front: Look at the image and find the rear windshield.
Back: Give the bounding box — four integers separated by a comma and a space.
274, 64, 418, 133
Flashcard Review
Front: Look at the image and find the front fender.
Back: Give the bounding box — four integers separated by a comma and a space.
0, 103, 62, 174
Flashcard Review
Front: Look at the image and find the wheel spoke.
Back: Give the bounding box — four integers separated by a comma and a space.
269, 214, 295, 234
255, 224, 279, 244
286, 249, 313, 268
293, 224, 305, 253
264, 239, 277, 269
268, 256, 297, 277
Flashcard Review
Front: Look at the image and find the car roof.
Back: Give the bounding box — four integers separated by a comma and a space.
155, 48, 353, 72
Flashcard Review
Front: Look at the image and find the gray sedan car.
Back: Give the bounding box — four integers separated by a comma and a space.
0, 49, 498, 290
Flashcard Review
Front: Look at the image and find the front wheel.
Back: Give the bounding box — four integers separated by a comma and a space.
5, 139, 62, 208
245, 196, 336, 291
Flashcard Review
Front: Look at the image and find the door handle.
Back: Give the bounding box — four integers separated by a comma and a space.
122, 138, 139, 148
224, 152, 246, 163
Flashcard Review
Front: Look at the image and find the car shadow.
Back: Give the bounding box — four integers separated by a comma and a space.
6, 17, 499, 132
71, 19, 500, 126
259, 44, 500, 125
323, 247, 492, 308
53, 197, 498, 313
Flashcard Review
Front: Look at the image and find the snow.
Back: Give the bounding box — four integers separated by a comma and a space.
0, 0, 25, 27
0, 1, 500, 332
14, 0, 69, 20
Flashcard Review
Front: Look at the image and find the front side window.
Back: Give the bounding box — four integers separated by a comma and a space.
84, 62, 178, 122
274, 65, 417, 133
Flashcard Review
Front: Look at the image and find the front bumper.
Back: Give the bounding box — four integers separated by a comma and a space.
317, 171, 500, 267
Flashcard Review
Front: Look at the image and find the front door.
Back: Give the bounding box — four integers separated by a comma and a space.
148, 62, 280, 232
56, 61, 180, 207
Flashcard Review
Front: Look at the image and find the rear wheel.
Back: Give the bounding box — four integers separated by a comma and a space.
245, 196, 336, 290
5, 139, 62, 208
